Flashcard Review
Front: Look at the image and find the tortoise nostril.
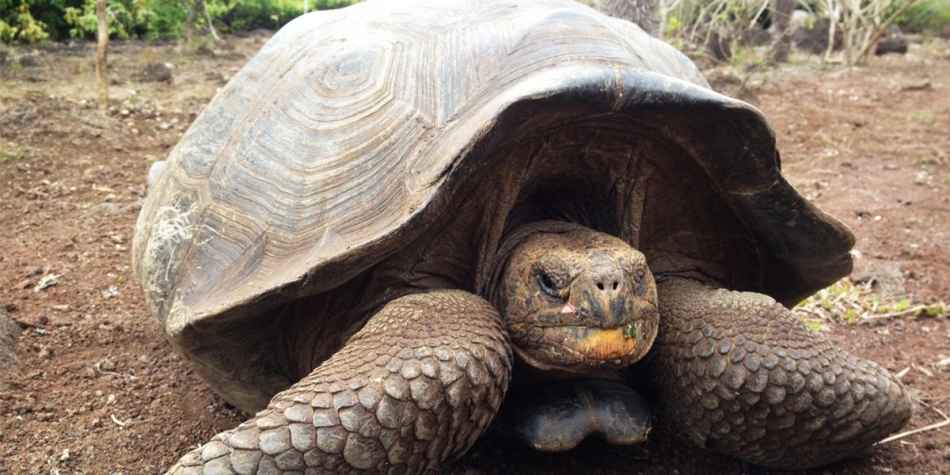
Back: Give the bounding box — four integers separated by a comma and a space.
595, 281, 620, 292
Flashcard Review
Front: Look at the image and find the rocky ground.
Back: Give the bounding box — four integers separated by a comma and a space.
1, 32, 948, 475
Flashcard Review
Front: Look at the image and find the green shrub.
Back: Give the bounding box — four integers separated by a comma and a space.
896, 0, 950, 33
63, 0, 189, 40
32, 0, 85, 41
2, 0, 362, 43
208, 0, 302, 32
0, 20, 15, 43
0, 1, 51, 43
143, 0, 187, 39
207, 0, 356, 32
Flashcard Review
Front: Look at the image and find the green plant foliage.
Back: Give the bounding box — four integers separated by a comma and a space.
64, 0, 187, 40
659, 0, 771, 62
0, 20, 15, 43
207, 0, 299, 32
0, 149, 24, 163
0, 144, 38, 163
144, 0, 187, 39
897, 0, 950, 33
206, 0, 356, 32
31, 0, 85, 41
3, 0, 362, 43
796, 278, 949, 325
0, 0, 51, 43
1, 0, 84, 42
664, 15, 683, 38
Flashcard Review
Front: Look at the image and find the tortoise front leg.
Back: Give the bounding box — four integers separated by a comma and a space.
168, 290, 512, 474
647, 278, 913, 469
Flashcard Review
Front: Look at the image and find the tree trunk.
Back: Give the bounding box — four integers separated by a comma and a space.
768, 0, 796, 64
95, 0, 109, 113
822, 0, 839, 62
594, 0, 660, 37
184, 0, 201, 50
855, 0, 920, 64
203, 0, 220, 41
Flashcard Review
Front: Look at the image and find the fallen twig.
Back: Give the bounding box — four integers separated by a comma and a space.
110, 413, 126, 427
861, 304, 941, 321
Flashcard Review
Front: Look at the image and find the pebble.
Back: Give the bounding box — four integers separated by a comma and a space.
915, 170, 934, 186
86, 202, 122, 216
102, 286, 119, 299
99, 359, 117, 372
33, 274, 58, 292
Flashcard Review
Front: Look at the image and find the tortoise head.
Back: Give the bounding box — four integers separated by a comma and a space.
490, 222, 659, 373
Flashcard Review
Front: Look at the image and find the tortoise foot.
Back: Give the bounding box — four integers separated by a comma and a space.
500, 379, 651, 452
167, 290, 512, 474
650, 278, 913, 469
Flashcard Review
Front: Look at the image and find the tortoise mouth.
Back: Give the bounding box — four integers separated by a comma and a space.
573, 325, 642, 360
509, 320, 656, 372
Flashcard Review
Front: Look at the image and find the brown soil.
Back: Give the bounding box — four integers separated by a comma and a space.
1, 35, 948, 475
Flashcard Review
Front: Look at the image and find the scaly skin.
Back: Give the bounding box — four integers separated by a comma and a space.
168, 290, 512, 474
166, 227, 912, 473
486, 222, 659, 451
647, 278, 914, 469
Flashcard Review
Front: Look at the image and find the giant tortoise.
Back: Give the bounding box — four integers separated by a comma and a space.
132, 0, 913, 473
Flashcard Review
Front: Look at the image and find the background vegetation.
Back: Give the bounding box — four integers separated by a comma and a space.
0, 0, 359, 43
1, 0, 949, 49
659, 0, 950, 64
896, 0, 950, 32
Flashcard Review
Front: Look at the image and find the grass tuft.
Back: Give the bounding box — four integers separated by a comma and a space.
795, 278, 948, 328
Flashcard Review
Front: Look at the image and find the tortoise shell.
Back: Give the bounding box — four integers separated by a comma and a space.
132, 0, 853, 412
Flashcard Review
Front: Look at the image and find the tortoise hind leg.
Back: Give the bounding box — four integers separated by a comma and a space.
168, 290, 512, 474
646, 278, 913, 469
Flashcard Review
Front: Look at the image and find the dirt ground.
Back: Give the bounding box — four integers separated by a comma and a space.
0, 32, 948, 475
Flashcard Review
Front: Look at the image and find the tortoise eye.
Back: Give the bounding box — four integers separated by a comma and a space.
537, 273, 560, 298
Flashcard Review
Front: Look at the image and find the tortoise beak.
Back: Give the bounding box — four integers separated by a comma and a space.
574, 326, 642, 361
